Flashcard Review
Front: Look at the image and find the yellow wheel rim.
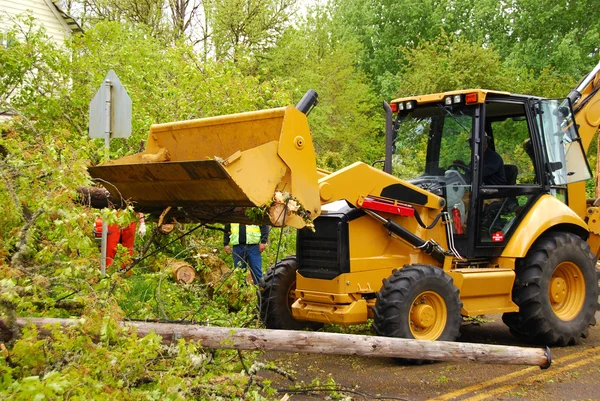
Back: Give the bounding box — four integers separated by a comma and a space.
409, 291, 447, 340
550, 262, 585, 321
286, 281, 297, 314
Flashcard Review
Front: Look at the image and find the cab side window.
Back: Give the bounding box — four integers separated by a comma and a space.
478, 101, 540, 244
486, 103, 538, 185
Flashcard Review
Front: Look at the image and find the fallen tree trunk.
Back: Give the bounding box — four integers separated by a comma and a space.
0, 317, 551, 368
76, 186, 120, 209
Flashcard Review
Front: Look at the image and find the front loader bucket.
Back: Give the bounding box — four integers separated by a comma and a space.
88, 106, 320, 228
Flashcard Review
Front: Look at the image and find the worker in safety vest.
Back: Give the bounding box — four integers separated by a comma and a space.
223, 224, 270, 284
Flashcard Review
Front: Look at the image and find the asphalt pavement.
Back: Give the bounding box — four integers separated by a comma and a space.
262, 312, 600, 400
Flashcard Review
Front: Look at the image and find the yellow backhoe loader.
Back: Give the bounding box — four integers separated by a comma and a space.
89, 62, 600, 349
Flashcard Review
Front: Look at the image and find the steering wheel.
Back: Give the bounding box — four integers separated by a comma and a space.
448, 162, 471, 177
443, 170, 467, 207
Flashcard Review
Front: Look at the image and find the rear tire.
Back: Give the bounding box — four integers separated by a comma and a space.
373, 264, 462, 364
502, 232, 598, 346
260, 256, 324, 331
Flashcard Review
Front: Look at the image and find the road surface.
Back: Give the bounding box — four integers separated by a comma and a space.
262, 312, 600, 400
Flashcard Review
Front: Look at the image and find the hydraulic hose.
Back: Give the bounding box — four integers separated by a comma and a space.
413, 211, 444, 230
365, 209, 445, 263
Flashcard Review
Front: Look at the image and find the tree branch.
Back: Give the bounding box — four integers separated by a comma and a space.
11, 208, 44, 269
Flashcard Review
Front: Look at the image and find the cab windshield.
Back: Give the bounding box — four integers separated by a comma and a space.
391, 104, 475, 219
392, 105, 474, 181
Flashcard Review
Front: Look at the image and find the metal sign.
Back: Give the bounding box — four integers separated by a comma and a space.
89, 70, 132, 139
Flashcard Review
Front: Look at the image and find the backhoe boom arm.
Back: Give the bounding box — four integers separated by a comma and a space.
568, 61, 600, 152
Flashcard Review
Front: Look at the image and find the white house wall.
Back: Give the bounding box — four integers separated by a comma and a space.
0, 0, 71, 46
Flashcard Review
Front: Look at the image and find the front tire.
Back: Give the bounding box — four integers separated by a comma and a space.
373, 264, 462, 363
502, 232, 599, 346
259, 256, 323, 330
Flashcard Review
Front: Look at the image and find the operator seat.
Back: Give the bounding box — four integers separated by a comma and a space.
504, 164, 519, 210
504, 164, 518, 186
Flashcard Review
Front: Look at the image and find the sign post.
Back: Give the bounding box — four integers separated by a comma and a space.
100, 78, 111, 276
89, 70, 132, 275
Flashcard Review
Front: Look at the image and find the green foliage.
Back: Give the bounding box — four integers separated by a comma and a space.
205, 0, 297, 62
463, 315, 494, 324
394, 31, 576, 99
0, 321, 264, 400
395, 33, 512, 96
334, 0, 444, 98
334, 0, 600, 98
501, 0, 600, 77
0, 224, 295, 399
263, 5, 384, 170
0, 118, 98, 270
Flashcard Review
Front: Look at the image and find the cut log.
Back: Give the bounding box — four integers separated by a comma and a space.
76, 186, 121, 209
160, 224, 175, 233
0, 317, 551, 368
168, 260, 196, 284
268, 203, 291, 226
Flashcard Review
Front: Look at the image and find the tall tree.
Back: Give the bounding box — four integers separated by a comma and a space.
64, 0, 298, 63
204, 0, 298, 62
394, 32, 577, 100
263, 5, 383, 169
334, 0, 445, 98
505, 0, 600, 76
332, 0, 600, 98
395, 33, 513, 96
75, 0, 168, 36
168, 0, 203, 40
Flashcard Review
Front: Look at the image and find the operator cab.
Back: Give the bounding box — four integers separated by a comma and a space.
388, 90, 592, 258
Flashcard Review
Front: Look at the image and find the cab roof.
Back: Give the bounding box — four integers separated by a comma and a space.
390, 89, 539, 106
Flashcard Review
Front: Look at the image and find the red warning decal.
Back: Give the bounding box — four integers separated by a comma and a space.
492, 232, 504, 242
